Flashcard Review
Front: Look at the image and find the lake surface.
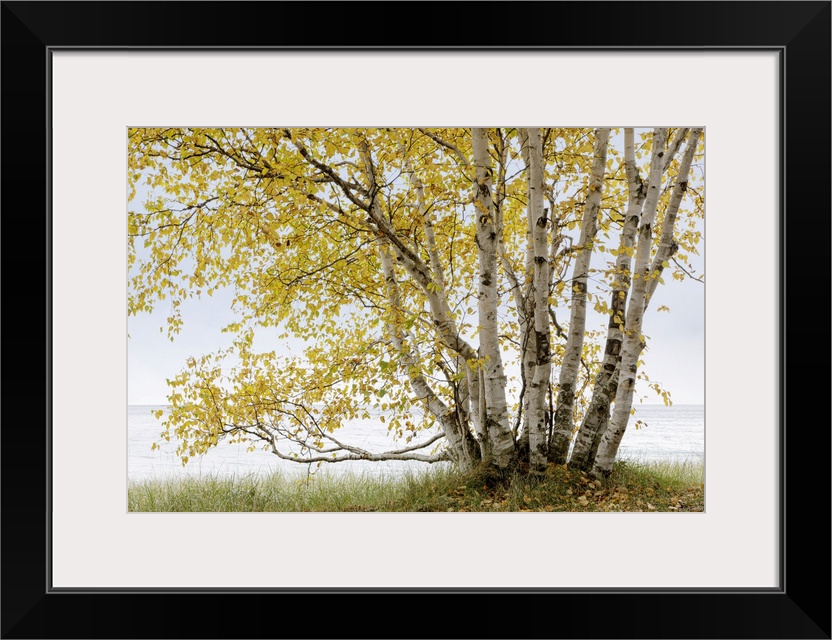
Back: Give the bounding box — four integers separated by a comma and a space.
128, 404, 704, 481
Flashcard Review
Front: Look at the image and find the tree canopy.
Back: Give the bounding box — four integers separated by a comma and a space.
128, 127, 704, 477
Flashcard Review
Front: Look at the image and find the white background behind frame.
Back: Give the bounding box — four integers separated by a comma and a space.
51, 51, 779, 588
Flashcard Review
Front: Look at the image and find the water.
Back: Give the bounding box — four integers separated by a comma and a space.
615, 404, 704, 463
128, 404, 703, 481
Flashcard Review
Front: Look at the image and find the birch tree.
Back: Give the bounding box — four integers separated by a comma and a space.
128, 127, 704, 478
548, 127, 610, 464
591, 127, 703, 476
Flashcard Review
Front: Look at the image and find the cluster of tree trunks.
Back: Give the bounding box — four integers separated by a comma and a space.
129, 126, 703, 478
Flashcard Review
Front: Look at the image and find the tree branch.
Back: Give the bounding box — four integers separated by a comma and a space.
418, 128, 469, 168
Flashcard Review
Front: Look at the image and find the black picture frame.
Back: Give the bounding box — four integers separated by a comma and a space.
2, 2, 829, 638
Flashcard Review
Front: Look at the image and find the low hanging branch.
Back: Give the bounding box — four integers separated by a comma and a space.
266, 426, 448, 464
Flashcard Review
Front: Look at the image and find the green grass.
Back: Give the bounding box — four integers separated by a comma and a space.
128, 460, 704, 513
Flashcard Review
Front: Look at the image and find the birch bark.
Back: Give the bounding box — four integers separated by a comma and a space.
645, 128, 703, 307
376, 238, 478, 470
569, 128, 644, 469
471, 127, 516, 470
514, 128, 536, 461
548, 128, 610, 463
521, 128, 552, 473
360, 142, 484, 465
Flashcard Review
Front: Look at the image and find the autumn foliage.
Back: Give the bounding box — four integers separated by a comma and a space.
128, 127, 703, 477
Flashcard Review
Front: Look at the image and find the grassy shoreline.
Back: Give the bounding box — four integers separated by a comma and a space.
128, 459, 704, 512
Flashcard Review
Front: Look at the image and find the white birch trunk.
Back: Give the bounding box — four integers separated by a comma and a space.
492, 131, 531, 453
359, 143, 480, 468
376, 238, 478, 471
471, 127, 516, 470
663, 128, 690, 173
358, 143, 478, 366
372, 205, 486, 453
406, 160, 447, 295
645, 128, 703, 306
518, 128, 536, 278
466, 362, 491, 461
592, 128, 670, 477
570, 128, 645, 469
549, 128, 611, 463
520, 128, 551, 474
518, 318, 535, 459
511, 128, 535, 463
453, 353, 484, 462
573, 128, 702, 470
512, 128, 536, 460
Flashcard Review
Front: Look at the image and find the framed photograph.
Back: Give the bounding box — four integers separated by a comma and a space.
2, 1, 829, 638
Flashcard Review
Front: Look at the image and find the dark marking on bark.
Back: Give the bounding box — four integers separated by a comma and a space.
530, 442, 549, 475
605, 339, 621, 356
628, 363, 637, 373
534, 256, 546, 264
594, 467, 612, 479
516, 437, 530, 465
657, 151, 664, 158
489, 232, 496, 240
680, 180, 688, 192
481, 272, 492, 287
536, 215, 548, 228
536, 331, 551, 364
